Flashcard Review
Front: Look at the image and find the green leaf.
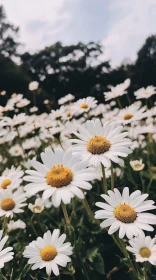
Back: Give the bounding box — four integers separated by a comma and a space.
92, 253, 105, 275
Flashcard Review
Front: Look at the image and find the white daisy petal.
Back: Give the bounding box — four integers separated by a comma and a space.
23, 229, 72, 276
24, 147, 95, 207
95, 187, 156, 239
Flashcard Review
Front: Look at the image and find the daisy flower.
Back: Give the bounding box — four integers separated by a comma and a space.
22, 137, 41, 150
2, 166, 23, 179
127, 232, 156, 265
7, 219, 26, 232
115, 104, 147, 124
134, 86, 156, 99
9, 144, 23, 157
29, 81, 39, 91
102, 108, 119, 122
0, 104, 14, 114
0, 131, 17, 145
24, 148, 96, 207
44, 99, 49, 104
0, 230, 14, 268
90, 104, 107, 117
71, 119, 132, 167
2, 113, 28, 127
58, 94, 75, 105
28, 198, 44, 213
73, 97, 97, 114
16, 98, 30, 108
18, 124, 35, 138
49, 124, 64, 137
0, 189, 27, 218
0, 166, 23, 190
23, 229, 73, 276
50, 107, 66, 121
110, 101, 116, 107
0, 91, 6, 96
95, 187, 156, 239
61, 106, 75, 122
104, 79, 131, 101
10, 93, 23, 103
29, 106, 38, 113
130, 159, 145, 171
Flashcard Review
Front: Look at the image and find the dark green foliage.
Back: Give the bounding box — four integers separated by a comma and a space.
20, 42, 111, 105
0, 5, 30, 104
0, 5, 20, 57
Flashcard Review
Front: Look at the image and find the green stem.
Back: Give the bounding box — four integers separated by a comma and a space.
117, 98, 122, 109
101, 163, 107, 194
61, 202, 71, 226
82, 197, 95, 221
111, 163, 114, 191
126, 94, 131, 105
147, 177, 153, 193
72, 198, 75, 212
128, 168, 138, 190
2, 216, 8, 234
44, 210, 59, 227
61, 202, 72, 237
118, 239, 139, 279
140, 172, 145, 193
0, 270, 7, 280
111, 234, 138, 279
57, 137, 64, 150
30, 216, 38, 237
147, 136, 151, 170
36, 215, 45, 233
111, 234, 123, 251
80, 259, 90, 280
145, 99, 149, 109
144, 262, 147, 280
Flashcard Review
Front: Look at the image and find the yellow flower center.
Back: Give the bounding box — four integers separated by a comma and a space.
134, 164, 142, 169
87, 136, 111, 154
1, 179, 12, 189
40, 246, 57, 261
124, 113, 134, 120
66, 112, 71, 117
46, 165, 73, 188
1, 198, 15, 211
33, 206, 42, 212
80, 103, 88, 109
139, 247, 151, 258
114, 204, 137, 223
14, 149, 19, 153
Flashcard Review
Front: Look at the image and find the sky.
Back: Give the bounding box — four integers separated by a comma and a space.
1, 0, 156, 67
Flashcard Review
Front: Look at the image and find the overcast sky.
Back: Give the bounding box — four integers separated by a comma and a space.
1, 0, 156, 67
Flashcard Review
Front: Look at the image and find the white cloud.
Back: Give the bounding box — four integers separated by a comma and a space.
102, 0, 156, 67
1, 0, 71, 52
1, 0, 156, 66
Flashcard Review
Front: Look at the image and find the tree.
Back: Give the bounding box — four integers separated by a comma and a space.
0, 5, 20, 57
0, 54, 30, 95
134, 35, 156, 87
21, 42, 111, 105
0, 5, 30, 104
